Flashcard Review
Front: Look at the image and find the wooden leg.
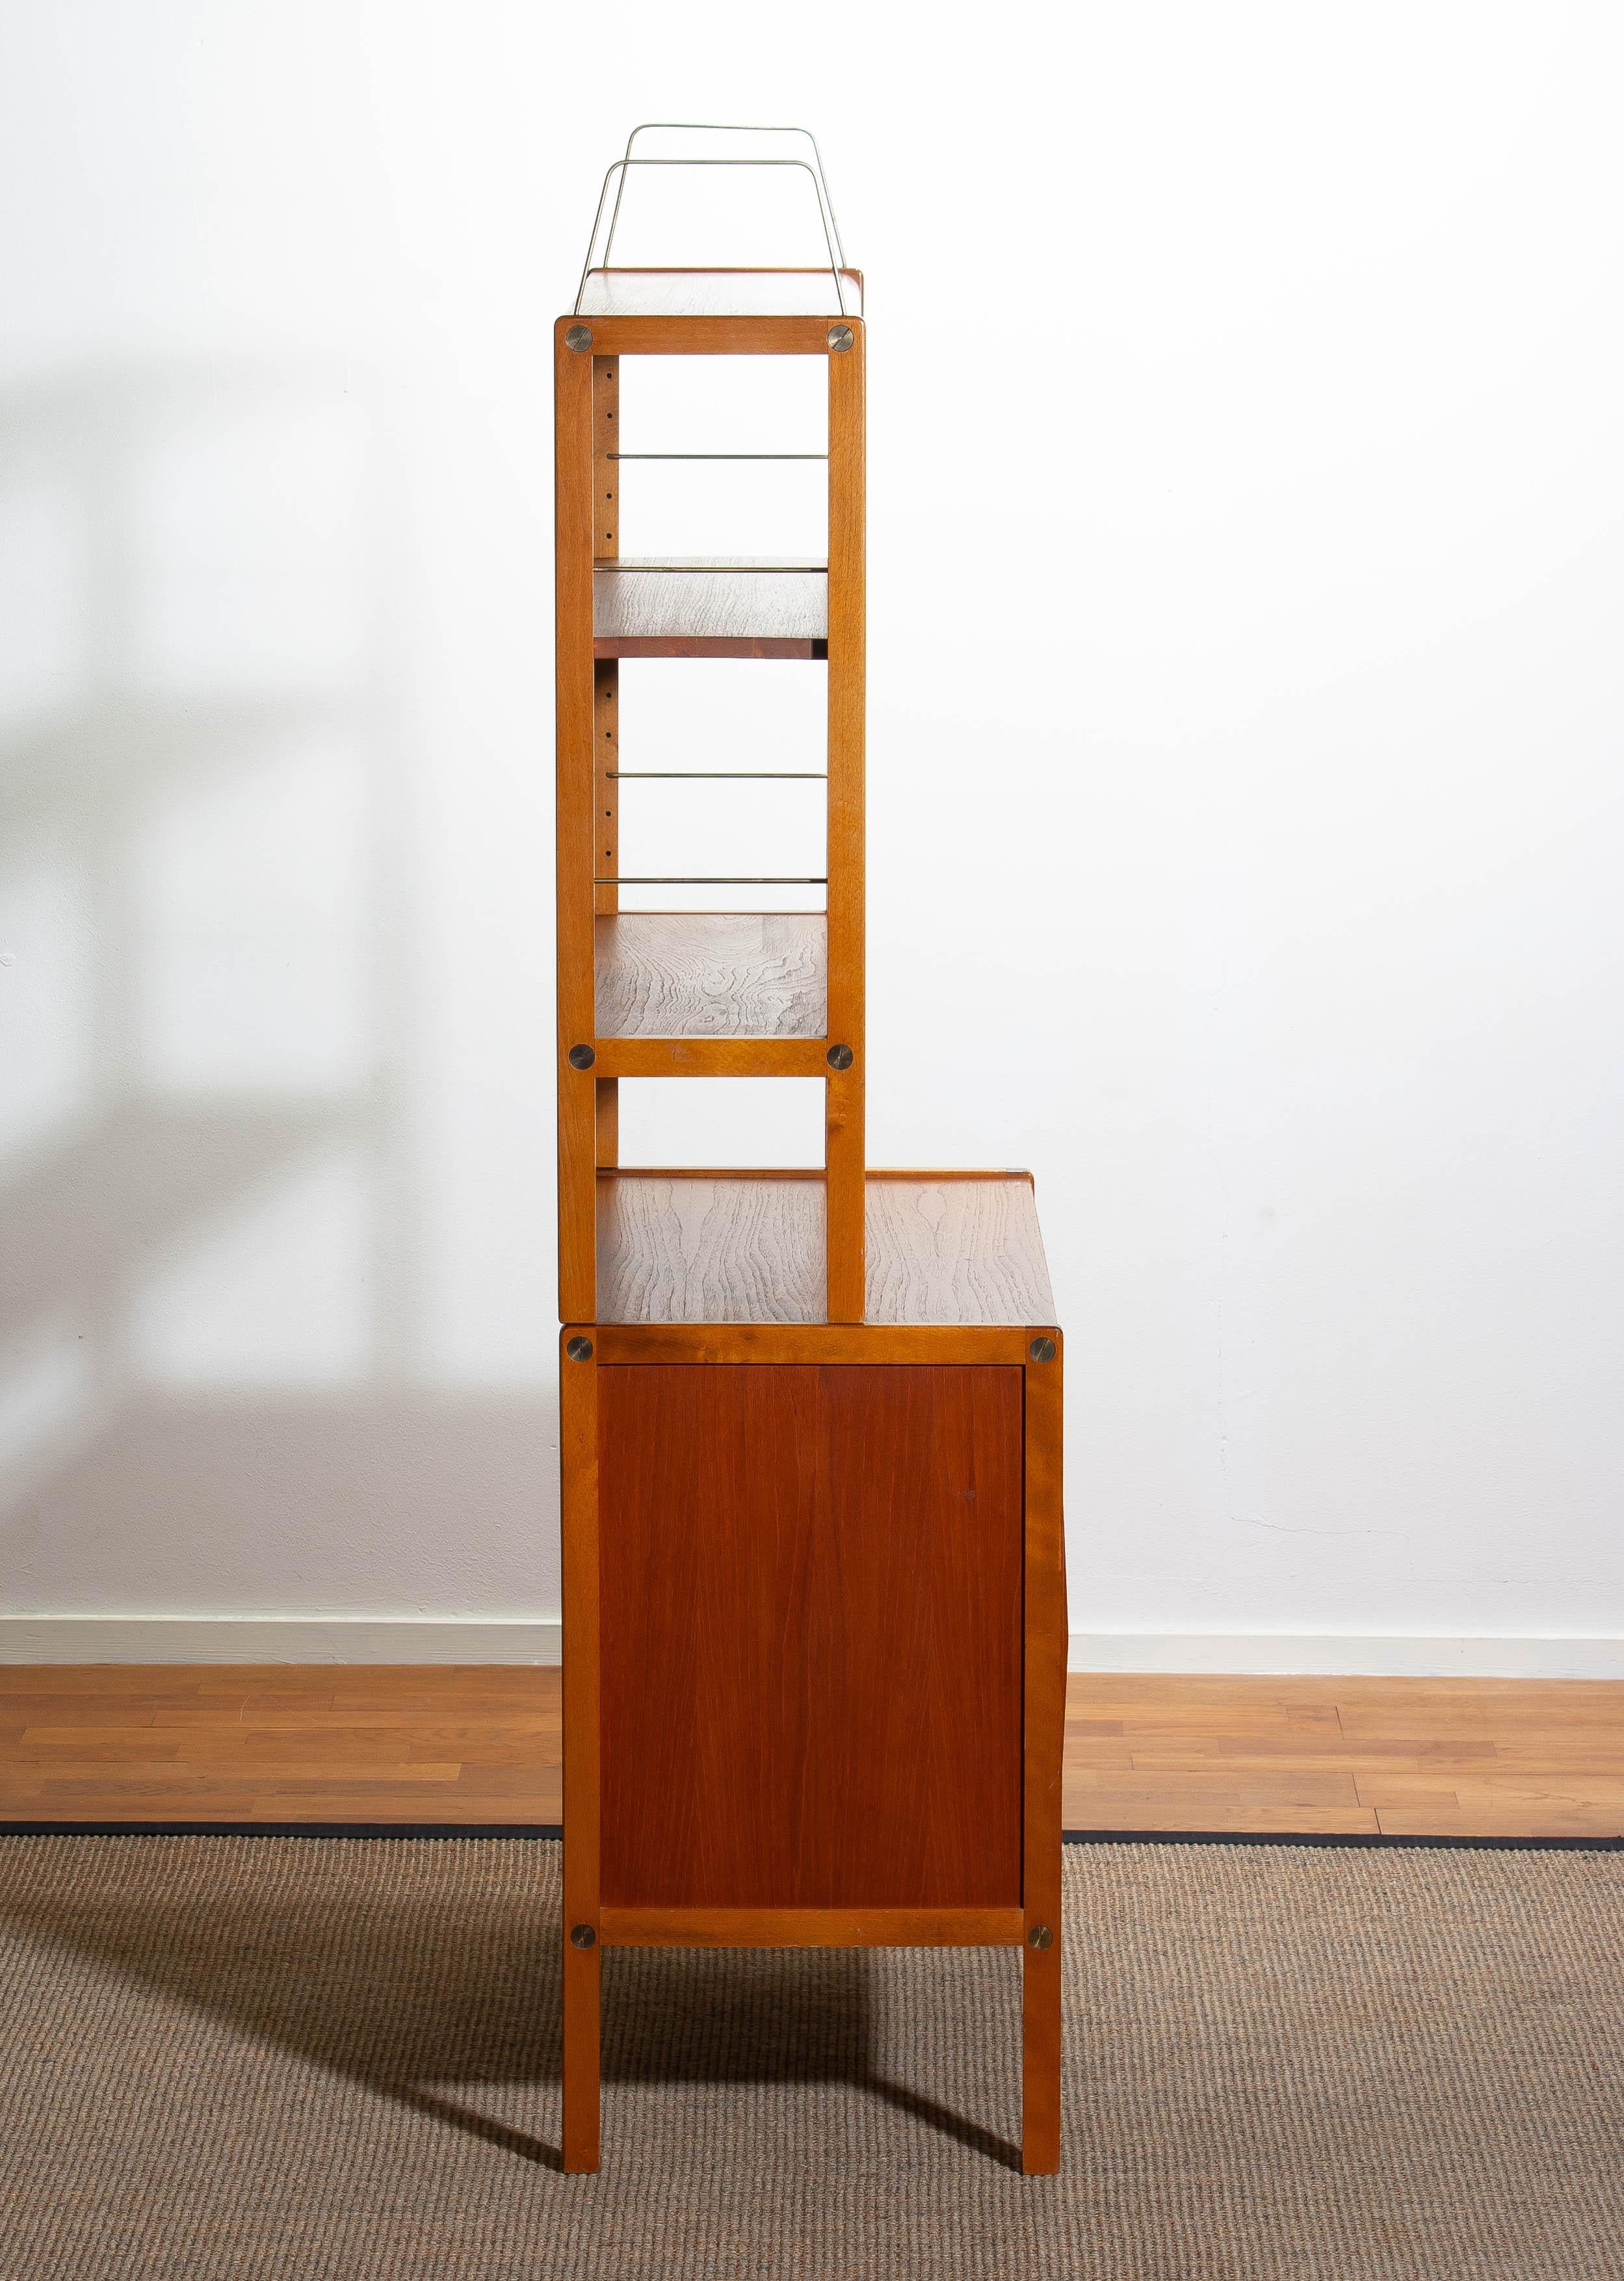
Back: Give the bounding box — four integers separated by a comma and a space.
1022, 1338, 1066, 2176
562, 1929, 601, 2172
560, 1333, 601, 2171
1021, 1929, 1061, 2175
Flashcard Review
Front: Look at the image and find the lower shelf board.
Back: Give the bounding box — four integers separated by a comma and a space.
596, 1170, 1057, 1326
598, 1906, 1025, 1948
593, 562, 828, 658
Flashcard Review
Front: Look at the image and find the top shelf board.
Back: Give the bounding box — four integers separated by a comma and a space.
575, 269, 863, 320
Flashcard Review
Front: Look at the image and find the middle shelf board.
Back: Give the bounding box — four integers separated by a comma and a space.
596, 913, 826, 1038
594, 560, 828, 659
596, 1172, 1057, 1328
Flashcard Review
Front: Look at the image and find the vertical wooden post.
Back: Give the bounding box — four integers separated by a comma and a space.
593, 355, 620, 564
593, 663, 620, 1167
560, 1329, 602, 2172
592, 359, 620, 1168
1021, 1332, 1066, 2175
824, 323, 867, 1323
556, 323, 597, 1321
595, 1077, 620, 1170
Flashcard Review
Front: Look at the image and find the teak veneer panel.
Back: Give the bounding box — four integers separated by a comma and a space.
867, 1176, 1056, 1326
593, 563, 828, 655
594, 914, 827, 1038
596, 1364, 1024, 1910
600, 1907, 1023, 1947
598, 1172, 824, 1324
594, 1172, 1056, 1326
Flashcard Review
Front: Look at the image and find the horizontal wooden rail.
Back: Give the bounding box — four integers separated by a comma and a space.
580, 1325, 1051, 1366
598, 1905, 1024, 1948
583, 1038, 837, 1078
562, 315, 848, 356
593, 1166, 1034, 1183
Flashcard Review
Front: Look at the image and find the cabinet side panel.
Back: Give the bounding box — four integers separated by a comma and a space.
598, 1363, 1023, 1909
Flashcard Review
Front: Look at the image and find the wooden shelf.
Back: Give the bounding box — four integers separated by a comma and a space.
865, 1177, 1056, 1328
596, 913, 826, 1038
594, 560, 828, 659
575, 269, 863, 320
596, 1172, 1056, 1327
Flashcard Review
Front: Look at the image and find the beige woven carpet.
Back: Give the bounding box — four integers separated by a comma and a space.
1, 1838, 1619, 2280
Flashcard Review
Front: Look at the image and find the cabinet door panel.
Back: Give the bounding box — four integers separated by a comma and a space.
598, 1363, 1023, 1909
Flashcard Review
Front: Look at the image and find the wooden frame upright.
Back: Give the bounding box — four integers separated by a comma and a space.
555, 261, 1065, 2182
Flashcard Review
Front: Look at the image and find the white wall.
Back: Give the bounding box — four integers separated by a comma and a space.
1, 4, 1621, 1671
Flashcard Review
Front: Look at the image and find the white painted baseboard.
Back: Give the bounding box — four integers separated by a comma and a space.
1, 1617, 1621, 1677
1069, 1632, 1624, 1680
0, 1618, 562, 1665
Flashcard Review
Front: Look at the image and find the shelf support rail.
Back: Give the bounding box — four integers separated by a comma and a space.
573, 127, 849, 316
608, 124, 846, 270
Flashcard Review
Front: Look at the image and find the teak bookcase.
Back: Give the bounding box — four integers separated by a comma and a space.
555, 129, 1066, 2176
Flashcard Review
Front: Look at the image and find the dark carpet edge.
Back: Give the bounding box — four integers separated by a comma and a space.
1062, 1828, 1624, 1851
0, 1822, 1618, 1851
0, 1822, 566, 1839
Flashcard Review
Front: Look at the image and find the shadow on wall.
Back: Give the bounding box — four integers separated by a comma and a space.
0, 364, 549, 1629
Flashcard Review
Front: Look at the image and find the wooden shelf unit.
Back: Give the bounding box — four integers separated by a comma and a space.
556, 145, 1066, 2182
556, 306, 865, 1325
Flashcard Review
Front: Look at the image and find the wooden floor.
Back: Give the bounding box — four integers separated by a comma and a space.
0, 1668, 1619, 1836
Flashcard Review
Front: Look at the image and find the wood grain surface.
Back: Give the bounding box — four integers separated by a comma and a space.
570, 315, 843, 358
559, 1341, 600, 2172
594, 636, 825, 660
588, 1324, 1038, 1365
595, 1172, 1057, 1327
1021, 1345, 1066, 2174
595, 914, 827, 1038
574, 269, 863, 319
865, 1176, 1055, 1326
590, 1038, 832, 1078
824, 323, 865, 1323
3, 1668, 1621, 1836
592, 662, 618, 921
596, 1364, 1025, 1908
593, 564, 828, 647
593, 356, 618, 565
597, 1172, 825, 1323
553, 325, 599, 1322
599, 1906, 1023, 1947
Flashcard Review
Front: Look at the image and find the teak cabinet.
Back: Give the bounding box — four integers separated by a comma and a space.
555, 128, 1066, 2176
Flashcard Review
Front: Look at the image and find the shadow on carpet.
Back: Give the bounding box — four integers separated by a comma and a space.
1, 1834, 1619, 2279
